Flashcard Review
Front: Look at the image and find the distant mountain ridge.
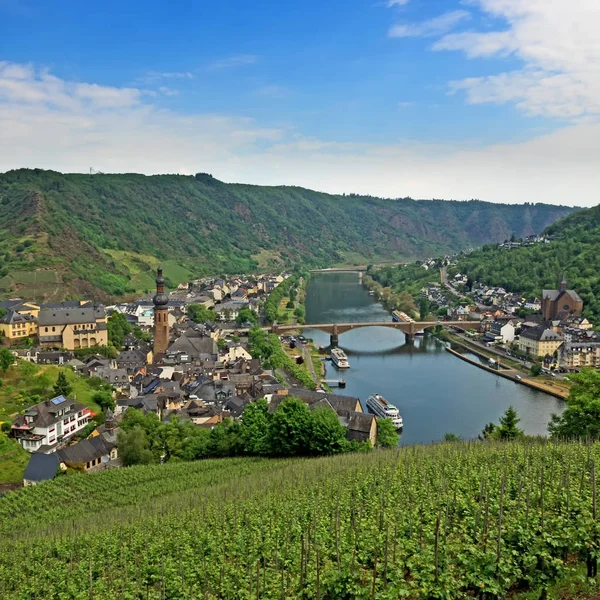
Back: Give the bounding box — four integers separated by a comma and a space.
0, 168, 577, 300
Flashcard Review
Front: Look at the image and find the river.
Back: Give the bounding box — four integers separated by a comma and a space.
303, 272, 564, 445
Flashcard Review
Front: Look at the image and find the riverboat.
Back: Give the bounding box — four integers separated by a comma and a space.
366, 394, 403, 429
330, 347, 350, 369
392, 310, 415, 323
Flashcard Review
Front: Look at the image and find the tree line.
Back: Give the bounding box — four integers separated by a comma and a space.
118, 397, 398, 466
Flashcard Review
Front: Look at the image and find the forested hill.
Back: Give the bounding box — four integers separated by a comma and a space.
0, 168, 576, 299
455, 203, 600, 318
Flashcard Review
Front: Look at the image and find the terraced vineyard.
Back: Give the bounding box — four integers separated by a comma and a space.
1, 441, 599, 598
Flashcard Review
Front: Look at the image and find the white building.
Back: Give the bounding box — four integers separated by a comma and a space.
11, 396, 91, 453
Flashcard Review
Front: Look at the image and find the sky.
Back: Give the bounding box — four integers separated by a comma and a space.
0, 0, 598, 205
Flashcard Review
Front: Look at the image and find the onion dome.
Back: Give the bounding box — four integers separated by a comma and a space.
153, 292, 169, 307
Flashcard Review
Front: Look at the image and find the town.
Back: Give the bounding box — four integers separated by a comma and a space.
0, 268, 386, 486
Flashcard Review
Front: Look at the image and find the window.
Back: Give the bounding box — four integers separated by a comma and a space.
52, 327, 55, 332
45, 327, 48, 332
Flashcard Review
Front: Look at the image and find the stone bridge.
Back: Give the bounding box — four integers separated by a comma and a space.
271, 320, 481, 345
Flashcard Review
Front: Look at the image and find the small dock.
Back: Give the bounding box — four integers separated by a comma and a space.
323, 379, 346, 388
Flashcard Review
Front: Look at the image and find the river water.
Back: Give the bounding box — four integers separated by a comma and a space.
303, 273, 564, 445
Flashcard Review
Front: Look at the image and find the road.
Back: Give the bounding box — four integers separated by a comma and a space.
301, 343, 319, 384
441, 267, 487, 312
451, 330, 569, 381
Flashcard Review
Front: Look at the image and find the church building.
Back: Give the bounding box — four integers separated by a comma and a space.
153, 267, 170, 355
541, 275, 583, 321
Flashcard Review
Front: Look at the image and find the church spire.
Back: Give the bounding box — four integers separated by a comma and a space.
153, 266, 170, 356
560, 272, 567, 292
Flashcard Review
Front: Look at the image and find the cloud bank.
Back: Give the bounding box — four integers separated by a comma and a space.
1, 5, 599, 211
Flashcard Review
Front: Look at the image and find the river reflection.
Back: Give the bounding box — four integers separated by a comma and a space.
303, 273, 564, 445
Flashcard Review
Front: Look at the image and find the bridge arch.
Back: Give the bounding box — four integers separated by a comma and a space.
271, 321, 480, 346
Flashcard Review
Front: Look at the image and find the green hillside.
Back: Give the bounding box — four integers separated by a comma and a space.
1, 440, 599, 598
0, 168, 575, 300
455, 203, 600, 319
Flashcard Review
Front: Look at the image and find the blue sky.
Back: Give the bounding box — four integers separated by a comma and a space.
0, 0, 598, 205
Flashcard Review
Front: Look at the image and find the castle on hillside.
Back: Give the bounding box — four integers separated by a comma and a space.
541, 274, 583, 320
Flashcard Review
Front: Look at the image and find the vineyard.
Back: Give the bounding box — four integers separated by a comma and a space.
1, 441, 600, 598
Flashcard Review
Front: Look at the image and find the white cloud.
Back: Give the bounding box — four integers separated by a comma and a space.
389, 10, 470, 38
387, 0, 409, 6
1, 60, 599, 206
433, 0, 600, 119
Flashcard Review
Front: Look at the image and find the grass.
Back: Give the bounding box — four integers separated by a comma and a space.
7, 270, 61, 285
251, 249, 284, 270
0, 361, 102, 422
103, 250, 194, 293
0, 432, 29, 484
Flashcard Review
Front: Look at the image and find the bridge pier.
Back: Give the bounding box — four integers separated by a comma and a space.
330, 324, 339, 347
405, 333, 415, 343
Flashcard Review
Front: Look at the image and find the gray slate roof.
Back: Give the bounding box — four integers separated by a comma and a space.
39, 306, 104, 327
13, 396, 86, 429
520, 325, 563, 342
23, 453, 60, 483
57, 435, 116, 465
542, 289, 583, 303
0, 310, 36, 325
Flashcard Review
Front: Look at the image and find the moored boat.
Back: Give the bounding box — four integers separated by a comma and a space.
330, 347, 350, 369
366, 394, 403, 429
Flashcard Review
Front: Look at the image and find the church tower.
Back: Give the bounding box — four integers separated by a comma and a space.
153, 267, 170, 355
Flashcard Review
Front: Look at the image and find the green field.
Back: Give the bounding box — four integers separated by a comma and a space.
0, 361, 103, 423
1, 440, 599, 598
0, 433, 29, 484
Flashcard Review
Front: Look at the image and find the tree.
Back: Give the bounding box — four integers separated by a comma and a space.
240, 399, 271, 455
235, 307, 258, 326
118, 426, 154, 466
479, 422, 496, 440
286, 300, 295, 309
418, 297, 430, 321
496, 406, 523, 440
444, 433, 461, 442
268, 398, 312, 456
376, 418, 399, 447
187, 304, 216, 324
549, 369, 600, 439
0, 348, 15, 372
107, 312, 133, 348
309, 407, 348, 455
53, 371, 72, 398
92, 391, 115, 411
531, 364, 542, 376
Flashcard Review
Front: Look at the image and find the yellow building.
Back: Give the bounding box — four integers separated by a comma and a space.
518, 325, 563, 358
0, 310, 38, 343
38, 302, 108, 350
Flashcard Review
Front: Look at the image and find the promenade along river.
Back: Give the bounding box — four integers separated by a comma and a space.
303, 272, 564, 446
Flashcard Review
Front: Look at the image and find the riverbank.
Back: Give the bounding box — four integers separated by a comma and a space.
440, 331, 571, 399
445, 346, 568, 399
